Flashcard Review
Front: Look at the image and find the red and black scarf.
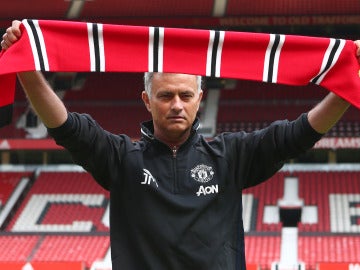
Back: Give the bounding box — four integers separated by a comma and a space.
0, 19, 359, 127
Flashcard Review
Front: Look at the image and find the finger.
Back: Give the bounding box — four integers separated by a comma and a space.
11, 20, 22, 38
1, 38, 12, 50
6, 26, 20, 43
354, 40, 360, 57
0, 40, 8, 50
1, 33, 11, 50
2, 37, 12, 48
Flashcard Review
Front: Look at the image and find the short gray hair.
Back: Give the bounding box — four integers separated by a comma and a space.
144, 72, 202, 97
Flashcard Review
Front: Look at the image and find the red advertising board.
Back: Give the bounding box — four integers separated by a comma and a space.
0, 139, 63, 150
0, 262, 84, 270
317, 263, 360, 270
2, 137, 360, 150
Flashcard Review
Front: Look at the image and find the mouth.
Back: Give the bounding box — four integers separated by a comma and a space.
167, 116, 185, 121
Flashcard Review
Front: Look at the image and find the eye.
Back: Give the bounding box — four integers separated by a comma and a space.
181, 93, 194, 100
157, 92, 172, 100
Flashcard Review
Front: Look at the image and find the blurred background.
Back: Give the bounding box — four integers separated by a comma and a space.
0, 1, 360, 269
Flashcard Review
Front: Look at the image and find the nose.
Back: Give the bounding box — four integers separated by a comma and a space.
171, 96, 183, 112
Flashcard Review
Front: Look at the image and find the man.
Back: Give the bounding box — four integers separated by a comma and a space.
2, 20, 360, 270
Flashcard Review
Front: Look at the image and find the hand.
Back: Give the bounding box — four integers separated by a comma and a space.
1, 20, 22, 50
355, 40, 360, 65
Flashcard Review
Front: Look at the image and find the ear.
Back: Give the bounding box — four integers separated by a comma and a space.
197, 90, 203, 110
198, 90, 203, 101
142, 91, 151, 112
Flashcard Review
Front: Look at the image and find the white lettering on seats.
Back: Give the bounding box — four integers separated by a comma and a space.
329, 194, 360, 233
350, 264, 360, 270
12, 194, 106, 232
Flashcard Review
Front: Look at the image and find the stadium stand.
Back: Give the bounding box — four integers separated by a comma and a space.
216, 80, 360, 137
7, 171, 109, 232
0, 235, 38, 262
0, 163, 359, 269
226, 0, 360, 16
0, 169, 110, 269
0, 172, 32, 228
240, 167, 360, 269
244, 170, 360, 234
3, 73, 360, 140
245, 236, 281, 269
0, 73, 149, 139
32, 235, 109, 268
0, 172, 30, 206
298, 236, 360, 267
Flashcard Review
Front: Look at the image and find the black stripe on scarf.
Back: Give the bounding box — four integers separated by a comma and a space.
27, 19, 45, 71
153, 27, 160, 72
267, 34, 281, 83
311, 39, 341, 84
210, 31, 220, 77
92, 23, 101, 72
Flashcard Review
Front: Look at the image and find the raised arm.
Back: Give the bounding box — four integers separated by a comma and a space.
17, 71, 68, 128
306, 41, 360, 134
307, 92, 350, 134
1, 20, 68, 128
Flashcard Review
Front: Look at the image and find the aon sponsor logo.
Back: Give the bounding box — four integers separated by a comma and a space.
196, 185, 218, 197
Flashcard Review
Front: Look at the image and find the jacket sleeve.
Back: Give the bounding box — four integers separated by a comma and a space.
47, 112, 127, 190
233, 113, 323, 189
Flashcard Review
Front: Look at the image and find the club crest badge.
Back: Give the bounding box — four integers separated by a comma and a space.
191, 164, 214, 183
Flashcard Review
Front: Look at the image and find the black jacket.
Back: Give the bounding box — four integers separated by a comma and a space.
48, 112, 322, 270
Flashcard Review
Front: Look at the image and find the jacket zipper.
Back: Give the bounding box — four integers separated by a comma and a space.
171, 146, 178, 193
172, 146, 177, 158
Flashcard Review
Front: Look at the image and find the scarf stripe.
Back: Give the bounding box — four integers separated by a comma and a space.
312, 39, 345, 85
206, 30, 225, 77
23, 19, 49, 71
263, 34, 285, 83
210, 30, 220, 77
149, 27, 164, 72
87, 23, 105, 72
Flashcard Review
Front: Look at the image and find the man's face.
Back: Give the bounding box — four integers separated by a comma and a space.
142, 73, 203, 144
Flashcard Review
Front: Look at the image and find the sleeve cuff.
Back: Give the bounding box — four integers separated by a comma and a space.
47, 112, 74, 139
302, 112, 324, 141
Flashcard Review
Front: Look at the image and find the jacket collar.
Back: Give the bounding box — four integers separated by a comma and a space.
140, 118, 201, 142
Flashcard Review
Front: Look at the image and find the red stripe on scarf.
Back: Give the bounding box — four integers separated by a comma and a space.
104, 24, 149, 71
42, 20, 91, 71
222, 31, 270, 81
163, 28, 210, 74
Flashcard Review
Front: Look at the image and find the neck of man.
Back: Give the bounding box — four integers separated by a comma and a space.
154, 129, 191, 150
